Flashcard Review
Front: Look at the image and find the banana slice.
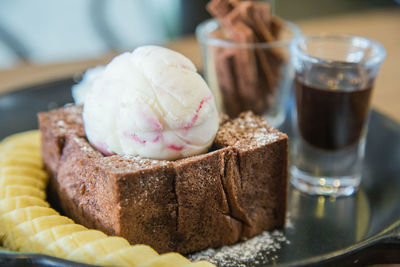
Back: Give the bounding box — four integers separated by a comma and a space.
43, 230, 107, 258
136, 252, 191, 267
0, 175, 46, 190
0, 156, 43, 169
0, 130, 40, 148
0, 207, 58, 236
0, 201, 51, 242
0, 185, 45, 200
96, 245, 159, 267
2, 146, 39, 156
0, 196, 49, 215
5, 215, 73, 250
21, 224, 87, 253
67, 236, 130, 264
0, 166, 48, 182
0, 147, 41, 158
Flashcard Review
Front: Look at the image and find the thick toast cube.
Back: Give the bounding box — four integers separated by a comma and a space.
38, 106, 288, 253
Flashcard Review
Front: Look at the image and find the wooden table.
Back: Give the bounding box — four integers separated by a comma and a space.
0, 8, 399, 121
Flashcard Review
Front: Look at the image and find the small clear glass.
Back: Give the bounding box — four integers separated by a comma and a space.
290, 35, 386, 196
196, 19, 301, 127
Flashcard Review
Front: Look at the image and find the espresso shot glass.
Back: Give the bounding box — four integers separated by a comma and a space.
290, 35, 385, 197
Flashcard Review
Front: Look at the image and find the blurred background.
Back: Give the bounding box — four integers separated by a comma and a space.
0, 0, 399, 119
0, 0, 397, 69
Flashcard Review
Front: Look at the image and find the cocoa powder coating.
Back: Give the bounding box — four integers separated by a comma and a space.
38, 105, 288, 254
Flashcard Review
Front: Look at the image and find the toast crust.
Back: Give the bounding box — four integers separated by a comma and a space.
38, 105, 288, 253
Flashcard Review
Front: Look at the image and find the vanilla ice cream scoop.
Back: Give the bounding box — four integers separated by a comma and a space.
82, 46, 219, 160
72, 66, 105, 105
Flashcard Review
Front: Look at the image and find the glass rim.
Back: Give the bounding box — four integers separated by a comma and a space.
195, 18, 301, 49
291, 34, 386, 67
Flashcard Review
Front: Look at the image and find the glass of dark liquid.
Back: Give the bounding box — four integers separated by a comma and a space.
290, 35, 385, 196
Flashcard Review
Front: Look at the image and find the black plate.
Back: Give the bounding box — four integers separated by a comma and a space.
0, 78, 400, 267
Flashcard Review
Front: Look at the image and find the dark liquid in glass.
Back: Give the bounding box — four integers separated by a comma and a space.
295, 79, 372, 150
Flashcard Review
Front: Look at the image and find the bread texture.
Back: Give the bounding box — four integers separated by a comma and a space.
38, 105, 288, 254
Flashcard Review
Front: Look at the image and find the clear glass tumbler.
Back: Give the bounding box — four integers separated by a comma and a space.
290, 35, 386, 196
196, 19, 300, 127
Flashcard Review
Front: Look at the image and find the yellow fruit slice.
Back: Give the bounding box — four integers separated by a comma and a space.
0, 203, 51, 242
0, 166, 48, 182
5, 215, 73, 251
67, 236, 130, 264
97, 245, 159, 267
0, 196, 49, 215
0, 185, 45, 200
137, 252, 191, 267
0, 175, 46, 190
0, 147, 41, 158
43, 230, 107, 258
0, 144, 40, 156
21, 224, 87, 253
0, 156, 43, 169
0, 206, 58, 236
0, 130, 40, 148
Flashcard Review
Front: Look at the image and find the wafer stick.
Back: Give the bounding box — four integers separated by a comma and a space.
206, 0, 234, 18
271, 16, 284, 39
215, 49, 242, 117
230, 22, 259, 107
207, 0, 286, 117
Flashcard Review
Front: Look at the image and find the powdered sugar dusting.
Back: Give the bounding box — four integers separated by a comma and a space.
47, 105, 85, 137
216, 111, 284, 150
120, 154, 169, 166
188, 214, 293, 266
239, 127, 280, 148
100, 154, 170, 173
56, 120, 66, 127
189, 229, 290, 267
